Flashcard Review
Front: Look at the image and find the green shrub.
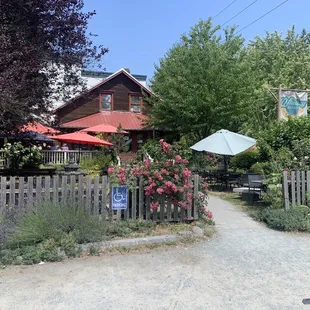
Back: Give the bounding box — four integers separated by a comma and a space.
230, 150, 259, 171
59, 233, 81, 258
8, 202, 108, 247
37, 239, 64, 262
257, 117, 310, 160
256, 206, 310, 231
80, 154, 112, 176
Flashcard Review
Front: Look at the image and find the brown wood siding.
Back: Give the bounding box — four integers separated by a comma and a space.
57, 94, 99, 124
57, 73, 149, 125
99, 74, 144, 111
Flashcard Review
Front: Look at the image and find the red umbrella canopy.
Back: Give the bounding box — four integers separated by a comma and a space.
20, 121, 60, 134
80, 123, 128, 134
50, 132, 112, 146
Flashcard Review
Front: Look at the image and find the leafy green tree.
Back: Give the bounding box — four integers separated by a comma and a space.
242, 27, 310, 135
149, 19, 252, 142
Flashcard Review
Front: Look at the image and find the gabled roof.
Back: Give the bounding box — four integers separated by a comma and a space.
60, 111, 150, 131
55, 68, 154, 112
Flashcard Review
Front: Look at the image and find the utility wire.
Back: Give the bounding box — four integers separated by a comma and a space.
220, 0, 289, 44
235, 0, 289, 35
212, 0, 237, 21
221, 0, 259, 27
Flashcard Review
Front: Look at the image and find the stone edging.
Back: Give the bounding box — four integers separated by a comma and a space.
80, 226, 204, 253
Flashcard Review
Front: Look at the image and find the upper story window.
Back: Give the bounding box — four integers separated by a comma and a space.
130, 94, 143, 113
100, 92, 113, 111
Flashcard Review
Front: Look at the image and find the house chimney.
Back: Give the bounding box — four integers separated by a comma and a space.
124, 68, 130, 74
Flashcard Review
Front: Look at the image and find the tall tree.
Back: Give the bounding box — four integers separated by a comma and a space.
149, 19, 252, 141
0, 0, 108, 134
241, 27, 310, 136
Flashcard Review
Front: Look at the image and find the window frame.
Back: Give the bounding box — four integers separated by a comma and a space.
99, 91, 114, 111
129, 93, 143, 113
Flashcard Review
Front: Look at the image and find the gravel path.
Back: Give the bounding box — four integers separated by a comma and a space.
1, 195, 310, 310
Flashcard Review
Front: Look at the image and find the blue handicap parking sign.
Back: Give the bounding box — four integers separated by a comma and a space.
111, 186, 128, 210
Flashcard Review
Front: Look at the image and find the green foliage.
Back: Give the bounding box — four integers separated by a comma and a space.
59, 233, 82, 258
241, 27, 310, 134
141, 138, 192, 161
256, 206, 310, 232
8, 202, 108, 247
1, 142, 42, 169
37, 239, 64, 262
80, 154, 112, 176
257, 117, 310, 160
230, 150, 259, 171
149, 19, 251, 140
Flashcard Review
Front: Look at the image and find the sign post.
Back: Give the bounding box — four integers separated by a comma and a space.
278, 84, 282, 120
111, 185, 128, 210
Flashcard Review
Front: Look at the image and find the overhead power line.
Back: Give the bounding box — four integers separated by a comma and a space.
221, 0, 259, 27
212, 0, 237, 21
235, 0, 289, 35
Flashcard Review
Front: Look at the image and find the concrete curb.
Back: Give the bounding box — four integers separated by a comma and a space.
80, 227, 204, 253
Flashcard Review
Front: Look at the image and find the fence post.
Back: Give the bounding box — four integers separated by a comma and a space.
193, 174, 199, 220
283, 170, 289, 210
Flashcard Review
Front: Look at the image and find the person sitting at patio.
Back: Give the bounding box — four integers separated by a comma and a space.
62, 144, 69, 150
51, 144, 57, 151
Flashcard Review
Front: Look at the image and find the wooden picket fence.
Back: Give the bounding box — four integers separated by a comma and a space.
282, 170, 310, 210
0, 174, 199, 222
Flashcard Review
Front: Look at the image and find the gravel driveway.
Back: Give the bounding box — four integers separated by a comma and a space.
1, 195, 310, 310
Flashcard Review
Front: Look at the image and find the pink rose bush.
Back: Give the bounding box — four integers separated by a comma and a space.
108, 140, 212, 221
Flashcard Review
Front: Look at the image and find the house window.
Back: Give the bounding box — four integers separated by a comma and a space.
101, 93, 112, 110
130, 94, 142, 113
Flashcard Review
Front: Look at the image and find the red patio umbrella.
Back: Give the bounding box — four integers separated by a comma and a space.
20, 121, 60, 135
80, 123, 128, 134
50, 132, 112, 164
49, 132, 112, 146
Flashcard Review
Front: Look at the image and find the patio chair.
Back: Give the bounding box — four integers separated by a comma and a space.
247, 174, 264, 205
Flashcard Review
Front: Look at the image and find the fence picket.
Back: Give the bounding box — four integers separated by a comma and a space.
296, 171, 301, 205
36, 176, 42, 205
145, 196, 150, 220
18, 177, 25, 209
302, 171, 306, 205
193, 174, 199, 220
78, 175, 84, 208
85, 176, 92, 213
283, 171, 289, 210
132, 180, 137, 220
53, 175, 59, 204
307, 171, 310, 206
93, 176, 99, 215
152, 205, 158, 222
167, 198, 172, 222
1, 177, 6, 214
173, 201, 178, 222
27, 177, 34, 206
61, 176, 68, 204
44, 176, 51, 202
291, 171, 296, 207
138, 177, 144, 219
102, 176, 107, 219
9, 177, 15, 207
69, 175, 75, 204
160, 195, 165, 222
124, 188, 129, 220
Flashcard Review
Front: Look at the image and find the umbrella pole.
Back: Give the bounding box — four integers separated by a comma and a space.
224, 155, 228, 189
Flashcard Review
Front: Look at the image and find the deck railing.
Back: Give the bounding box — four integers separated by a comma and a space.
0, 150, 99, 166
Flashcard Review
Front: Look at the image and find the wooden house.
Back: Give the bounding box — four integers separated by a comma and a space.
55, 68, 154, 153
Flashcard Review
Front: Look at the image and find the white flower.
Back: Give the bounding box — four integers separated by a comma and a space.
293, 157, 297, 160
305, 156, 309, 160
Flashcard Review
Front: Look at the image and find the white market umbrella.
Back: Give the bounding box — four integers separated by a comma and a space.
190, 129, 256, 156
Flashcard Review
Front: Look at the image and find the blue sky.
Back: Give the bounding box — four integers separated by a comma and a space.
84, 0, 309, 81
